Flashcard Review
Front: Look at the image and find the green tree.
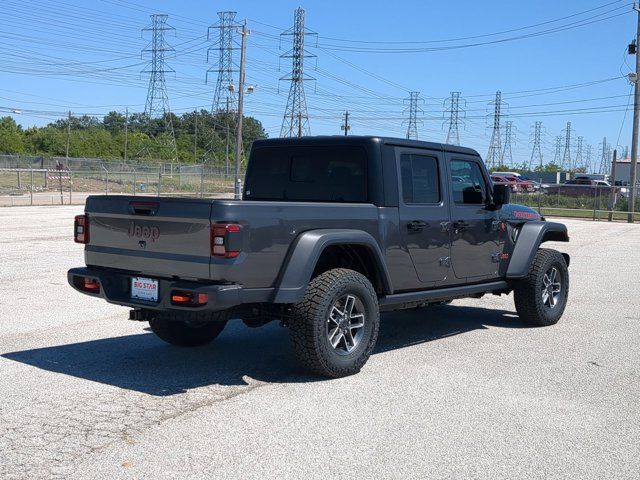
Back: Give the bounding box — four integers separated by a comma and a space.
0, 116, 25, 153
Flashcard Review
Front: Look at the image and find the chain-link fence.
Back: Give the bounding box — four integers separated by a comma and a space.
0, 166, 239, 206
506, 182, 640, 222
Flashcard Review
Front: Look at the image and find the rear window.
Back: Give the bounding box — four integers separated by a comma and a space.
244, 146, 368, 202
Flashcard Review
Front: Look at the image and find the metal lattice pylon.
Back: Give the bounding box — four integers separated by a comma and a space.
598, 137, 610, 174
207, 11, 239, 113
444, 92, 464, 146
142, 14, 177, 161
553, 136, 562, 166
502, 121, 515, 166
530, 121, 544, 169
561, 121, 573, 171
280, 7, 317, 137
486, 91, 504, 169
575, 136, 584, 170
403, 91, 423, 140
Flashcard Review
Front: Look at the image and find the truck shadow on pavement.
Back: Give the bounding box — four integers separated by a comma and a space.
3, 305, 527, 396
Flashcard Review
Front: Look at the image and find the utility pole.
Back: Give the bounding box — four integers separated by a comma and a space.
486, 91, 504, 169
65, 110, 71, 161
530, 121, 543, 170
124, 107, 129, 162
628, 2, 640, 222
234, 20, 247, 199
403, 91, 422, 140
193, 110, 198, 162
225, 97, 230, 176
341, 111, 351, 136
609, 149, 618, 221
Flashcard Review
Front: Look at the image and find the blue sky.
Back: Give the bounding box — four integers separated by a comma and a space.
0, 0, 636, 167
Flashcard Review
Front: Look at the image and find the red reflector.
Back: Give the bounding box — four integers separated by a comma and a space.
82, 277, 100, 293
74, 215, 89, 244
196, 293, 208, 305
171, 294, 192, 303
226, 251, 240, 258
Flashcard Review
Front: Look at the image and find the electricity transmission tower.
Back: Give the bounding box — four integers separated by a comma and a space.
599, 137, 611, 174
403, 91, 423, 140
553, 136, 563, 166
280, 7, 316, 137
575, 136, 584, 170
502, 121, 515, 166
207, 11, 240, 113
530, 121, 544, 169
142, 14, 177, 161
585, 144, 593, 172
561, 121, 573, 171
486, 91, 504, 169
444, 91, 464, 145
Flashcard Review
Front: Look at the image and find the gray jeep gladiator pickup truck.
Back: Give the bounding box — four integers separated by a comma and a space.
69, 136, 570, 377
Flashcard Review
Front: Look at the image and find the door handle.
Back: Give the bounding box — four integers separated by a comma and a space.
452, 220, 469, 231
407, 220, 428, 232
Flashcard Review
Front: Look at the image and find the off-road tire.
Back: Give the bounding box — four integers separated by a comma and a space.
289, 268, 379, 378
149, 311, 229, 347
514, 248, 569, 326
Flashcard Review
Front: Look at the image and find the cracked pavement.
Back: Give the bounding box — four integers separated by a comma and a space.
0, 206, 639, 479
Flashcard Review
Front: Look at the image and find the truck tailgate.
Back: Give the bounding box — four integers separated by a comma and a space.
84, 196, 213, 280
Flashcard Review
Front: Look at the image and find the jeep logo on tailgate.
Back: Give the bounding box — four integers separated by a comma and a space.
127, 222, 160, 242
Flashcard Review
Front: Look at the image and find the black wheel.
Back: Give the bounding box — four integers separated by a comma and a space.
149, 311, 229, 347
289, 268, 379, 378
514, 248, 569, 326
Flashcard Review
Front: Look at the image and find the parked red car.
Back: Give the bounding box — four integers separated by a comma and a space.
490, 175, 519, 192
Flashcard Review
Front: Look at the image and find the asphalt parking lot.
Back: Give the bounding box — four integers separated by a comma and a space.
1, 206, 639, 479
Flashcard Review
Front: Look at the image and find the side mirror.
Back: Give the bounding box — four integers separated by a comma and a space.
492, 184, 510, 208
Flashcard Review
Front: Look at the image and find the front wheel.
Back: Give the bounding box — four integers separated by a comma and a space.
149, 311, 229, 347
514, 248, 569, 326
289, 268, 380, 378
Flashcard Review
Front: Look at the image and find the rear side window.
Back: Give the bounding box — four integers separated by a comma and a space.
450, 160, 489, 205
244, 146, 368, 202
400, 154, 440, 204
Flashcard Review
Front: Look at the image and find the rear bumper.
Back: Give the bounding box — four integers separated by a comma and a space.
67, 267, 245, 312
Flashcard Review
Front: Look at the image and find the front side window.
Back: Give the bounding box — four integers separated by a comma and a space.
400, 154, 440, 204
450, 160, 489, 205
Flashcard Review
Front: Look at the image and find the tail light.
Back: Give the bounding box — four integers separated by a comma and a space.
211, 223, 242, 258
74, 215, 89, 243
171, 291, 208, 307
73, 276, 100, 294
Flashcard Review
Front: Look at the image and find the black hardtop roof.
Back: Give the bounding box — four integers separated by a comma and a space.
251, 135, 480, 157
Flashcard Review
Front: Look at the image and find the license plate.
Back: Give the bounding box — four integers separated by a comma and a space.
131, 277, 159, 302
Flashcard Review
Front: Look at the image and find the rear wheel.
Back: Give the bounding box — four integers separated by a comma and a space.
289, 268, 379, 378
514, 248, 569, 326
149, 311, 229, 347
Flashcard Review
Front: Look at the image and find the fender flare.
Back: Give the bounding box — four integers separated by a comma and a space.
506, 221, 570, 278
272, 229, 393, 303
